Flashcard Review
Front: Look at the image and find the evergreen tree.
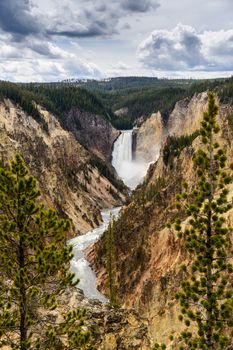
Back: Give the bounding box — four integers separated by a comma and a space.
0, 155, 92, 349
105, 217, 118, 307
171, 92, 233, 349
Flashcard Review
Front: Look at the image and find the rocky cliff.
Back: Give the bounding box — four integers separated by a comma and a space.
72, 289, 151, 350
91, 93, 233, 347
167, 92, 209, 136
63, 108, 119, 160
0, 98, 125, 236
133, 112, 164, 163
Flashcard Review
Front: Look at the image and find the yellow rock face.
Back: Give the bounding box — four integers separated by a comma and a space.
134, 112, 164, 163
0, 99, 124, 236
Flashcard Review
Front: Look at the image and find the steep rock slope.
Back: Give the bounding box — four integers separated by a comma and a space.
0, 99, 125, 236
167, 92, 208, 136
133, 112, 165, 162
63, 108, 119, 160
91, 93, 233, 346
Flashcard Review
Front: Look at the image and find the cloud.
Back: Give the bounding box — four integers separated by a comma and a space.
0, 34, 74, 60
0, 33, 102, 82
138, 24, 233, 71
0, 58, 102, 82
0, 0, 160, 40
121, 0, 159, 13
0, 0, 41, 39
46, 2, 121, 38
106, 61, 130, 76
25, 39, 74, 58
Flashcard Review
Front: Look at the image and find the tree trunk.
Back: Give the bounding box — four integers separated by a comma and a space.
206, 132, 214, 350
19, 239, 27, 350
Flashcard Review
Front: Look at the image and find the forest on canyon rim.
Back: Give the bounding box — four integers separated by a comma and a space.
0, 78, 233, 349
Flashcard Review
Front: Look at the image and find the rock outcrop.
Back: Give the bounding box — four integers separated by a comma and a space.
0, 99, 125, 236
64, 108, 119, 160
114, 107, 129, 117
167, 92, 208, 136
133, 112, 165, 163
58, 288, 151, 350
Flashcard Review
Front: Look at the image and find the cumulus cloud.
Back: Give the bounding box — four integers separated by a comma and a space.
0, 34, 102, 82
0, 0, 160, 40
49, 0, 160, 38
0, 34, 74, 60
0, 57, 103, 82
138, 24, 233, 71
0, 0, 42, 39
0, 0, 161, 82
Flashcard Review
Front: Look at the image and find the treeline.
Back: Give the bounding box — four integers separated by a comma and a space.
0, 81, 48, 131
24, 84, 112, 124
116, 87, 187, 124
78, 76, 228, 128
2, 77, 232, 132
0, 81, 116, 131
44, 77, 228, 129
163, 131, 200, 167
111, 79, 227, 125
217, 76, 233, 104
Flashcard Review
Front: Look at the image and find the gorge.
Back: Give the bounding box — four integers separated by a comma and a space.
1, 78, 233, 349
69, 126, 158, 302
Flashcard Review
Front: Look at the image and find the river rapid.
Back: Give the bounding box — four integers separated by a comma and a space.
68, 207, 121, 302
69, 130, 151, 302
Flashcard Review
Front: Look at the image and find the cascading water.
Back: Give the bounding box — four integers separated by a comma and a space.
112, 130, 150, 189
69, 130, 153, 302
112, 130, 133, 186
68, 207, 121, 303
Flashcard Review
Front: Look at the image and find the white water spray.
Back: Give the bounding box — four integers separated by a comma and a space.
69, 130, 155, 302
112, 130, 150, 189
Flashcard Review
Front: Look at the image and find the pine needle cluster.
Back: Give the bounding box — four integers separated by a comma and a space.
0, 155, 92, 349
171, 92, 233, 350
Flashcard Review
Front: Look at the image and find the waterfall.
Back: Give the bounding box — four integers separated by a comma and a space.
112, 130, 150, 189
112, 130, 132, 182
69, 130, 153, 302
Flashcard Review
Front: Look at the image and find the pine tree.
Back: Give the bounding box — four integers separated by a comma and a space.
171, 92, 233, 349
0, 155, 92, 349
105, 217, 118, 307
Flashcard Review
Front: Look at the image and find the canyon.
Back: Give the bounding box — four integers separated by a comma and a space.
0, 98, 125, 237
1, 82, 233, 349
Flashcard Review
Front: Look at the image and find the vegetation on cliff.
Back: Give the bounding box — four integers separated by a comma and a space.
164, 92, 233, 349
20, 77, 230, 130
0, 82, 48, 132
163, 131, 200, 168
154, 92, 233, 350
23, 84, 112, 125
0, 155, 91, 349
105, 218, 118, 307
78, 77, 228, 128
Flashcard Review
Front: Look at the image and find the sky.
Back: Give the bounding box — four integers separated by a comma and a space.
1, 0, 233, 82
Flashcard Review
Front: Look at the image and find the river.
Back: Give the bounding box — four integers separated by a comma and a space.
69, 207, 121, 302
69, 130, 150, 302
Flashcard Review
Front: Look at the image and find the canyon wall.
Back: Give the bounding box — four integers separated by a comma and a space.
64, 108, 119, 160
133, 112, 164, 163
0, 99, 125, 236
92, 93, 233, 347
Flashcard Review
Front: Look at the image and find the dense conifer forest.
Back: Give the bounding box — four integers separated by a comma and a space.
1, 77, 233, 130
